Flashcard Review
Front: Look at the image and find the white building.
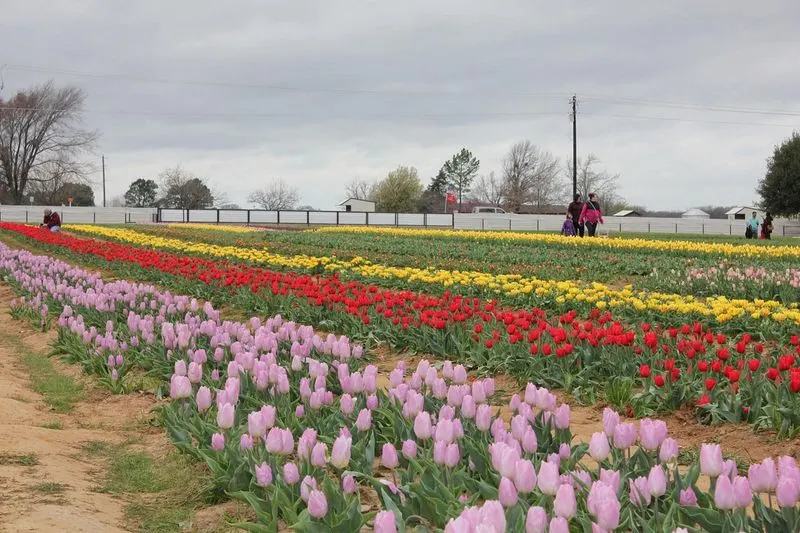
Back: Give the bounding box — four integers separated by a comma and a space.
681, 208, 710, 220
725, 206, 765, 221
338, 198, 376, 212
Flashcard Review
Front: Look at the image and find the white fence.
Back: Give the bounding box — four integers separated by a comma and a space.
0, 205, 797, 237
0, 205, 157, 224
454, 214, 800, 236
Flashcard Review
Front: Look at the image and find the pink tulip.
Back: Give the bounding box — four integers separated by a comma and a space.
311, 442, 327, 467
239, 434, 253, 450
554, 483, 577, 518
659, 438, 679, 463
216, 403, 235, 429
444, 443, 460, 468
776, 478, 800, 507
382, 443, 399, 469
602, 407, 620, 436
402, 439, 417, 459
475, 404, 493, 431
414, 412, 433, 439
629, 477, 651, 507
433, 440, 446, 465
537, 461, 560, 496
339, 394, 354, 415
522, 427, 538, 454
300, 476, 317, 502
265, 428, 283, 454
211, 432, 225, 451
255, 462, 272, 487
589, 432, 610, 462
247, 411, 266, 438
260, 405, 276, 428
355, 408, 372, 431
514, 459, 537, 494
554, 403, 571, 429
342, 474, 357, 494
196, 386, 212, 412
679, 487, 698, 506
612, 423, 637, 449
331, 435, 352, 469
498, 477, 518, 507
525, 506, 547, 533
599, 469, 620, 493
549, 516, 569, 533
700, 443, 723, 478
374, 510, 397, 533
283, 463, 300, 485
648, 465, 667, 497
732, 476, 753, 508
639, 418, 668, 451
307, 490, 328, 519
714, 474, 736, 510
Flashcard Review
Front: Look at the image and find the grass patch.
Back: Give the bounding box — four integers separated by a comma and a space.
40, 421, 64, 430
0, 452, 39, 466
80, 440, 112, 455
32, 482, 67, 494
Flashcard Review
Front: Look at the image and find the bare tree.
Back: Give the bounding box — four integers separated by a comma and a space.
566, 154, 622, 209
472, 171, 504, 206
501, 141, 561, 212
248, 178, 301, 210
344, 177, 372, 200
0, 82, 98, 204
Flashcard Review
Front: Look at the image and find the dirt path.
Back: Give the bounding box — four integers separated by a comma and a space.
0, 287, 248, 533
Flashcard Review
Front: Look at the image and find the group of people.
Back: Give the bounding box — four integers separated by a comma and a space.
747, 211, 773, 240
561, 193, 604, 237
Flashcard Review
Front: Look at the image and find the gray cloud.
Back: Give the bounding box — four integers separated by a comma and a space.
2, 0, 799, 210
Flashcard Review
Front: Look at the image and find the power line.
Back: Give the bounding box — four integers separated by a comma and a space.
2, 64, 566, 98
582, 111, 798, 128
7, 63, 800, 119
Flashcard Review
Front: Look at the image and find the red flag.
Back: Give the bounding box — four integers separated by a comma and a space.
446, 192, 456, 203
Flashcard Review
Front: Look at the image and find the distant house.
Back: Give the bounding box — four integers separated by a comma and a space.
338, 198, 375, 212
725, 206, 765, 221
613, 209, 642, 217
681, 208, 710, 220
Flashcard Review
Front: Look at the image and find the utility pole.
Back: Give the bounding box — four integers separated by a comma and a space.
570, 95, 577, 199
102, 155, 106, 207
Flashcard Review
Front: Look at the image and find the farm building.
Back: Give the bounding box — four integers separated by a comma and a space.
613, 209, 642, 217
726, 206, 765, 221
681, 208, 710, 220
338, 198, 376, 212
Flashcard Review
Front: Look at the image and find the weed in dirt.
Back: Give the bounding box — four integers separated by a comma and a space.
80, 440, 112, 455
32, 482, 67, 494
3, 331, 85, 412
0, 453, 39, 466
40, 421, 63, 430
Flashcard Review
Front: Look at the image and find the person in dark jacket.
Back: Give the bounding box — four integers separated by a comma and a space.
567, 194, 584, 238
761, 212, 773, 240
41, 208, 61, 232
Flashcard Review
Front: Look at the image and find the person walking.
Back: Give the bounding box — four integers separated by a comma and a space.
746, 211, 759, 239
761, 212, 773, 240
567, 194, 584, 238
579, 193, 604, 237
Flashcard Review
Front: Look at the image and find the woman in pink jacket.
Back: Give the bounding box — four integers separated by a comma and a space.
579, 193, 604, 237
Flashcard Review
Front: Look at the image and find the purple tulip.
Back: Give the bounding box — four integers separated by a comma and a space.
629, 477, 651, 507
776, 477, 800, 507
612, 423, 637, 449
300, 476, 317, 502
239, 434, 254, 450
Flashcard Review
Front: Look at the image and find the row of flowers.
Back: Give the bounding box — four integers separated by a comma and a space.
4, 223, 800, 436
2, 241, 800, 532
63, 223, 800, 327
314, 225, 800, 259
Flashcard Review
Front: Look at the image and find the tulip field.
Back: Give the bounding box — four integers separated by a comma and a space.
1, 222, 800, 532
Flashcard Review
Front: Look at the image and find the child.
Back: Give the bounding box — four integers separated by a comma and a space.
561, 214, 576, 237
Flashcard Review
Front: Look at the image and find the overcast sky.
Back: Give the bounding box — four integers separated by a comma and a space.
3, 0, 799, 210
